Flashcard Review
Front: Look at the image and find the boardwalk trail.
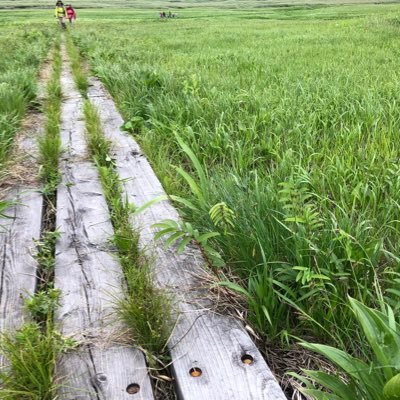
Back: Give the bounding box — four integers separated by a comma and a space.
0, 42, 286, 400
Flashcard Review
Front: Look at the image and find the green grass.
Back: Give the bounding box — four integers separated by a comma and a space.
0, 22, 53, 173
66, 35, 88, 97
2, 0, 399, 9
69, 3, 400, 357
83, 93, 173, 359
0, 322, 73, 400
3, 3, 400, 397
39, 41, 62, 195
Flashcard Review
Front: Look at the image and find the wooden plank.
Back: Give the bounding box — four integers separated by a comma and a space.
58, 346, 154, 400
55, 48, 154, 400
0, 189, 43, 339
0, 70, 46, 367
88, 78, 287, 400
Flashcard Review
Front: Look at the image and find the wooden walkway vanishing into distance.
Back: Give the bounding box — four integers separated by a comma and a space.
0, 44, 286, 400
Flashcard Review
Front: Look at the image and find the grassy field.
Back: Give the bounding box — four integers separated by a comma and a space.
0, 21, 53, 174
2, 2, 400, 398
2, 0, 400, 9
70, 2, 400, 347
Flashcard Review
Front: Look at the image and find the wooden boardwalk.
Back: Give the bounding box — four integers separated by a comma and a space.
0, 47, 286, 399
55, 47, 154, 399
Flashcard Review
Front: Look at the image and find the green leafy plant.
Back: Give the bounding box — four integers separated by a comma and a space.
209, 202, 235, 234
153, 219, 224, 269
121, 116, 144, 134
25, 289, 61, 323
292, 297, 400, 400
174, 133, 209, 210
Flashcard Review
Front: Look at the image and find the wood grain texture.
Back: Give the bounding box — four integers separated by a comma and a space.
0, 189, 43, 336
58, 345, 154, 400
0, 53, 49, 368
0, 189, 43, 371
88, 78, 287, 400
55, 51, 154, 400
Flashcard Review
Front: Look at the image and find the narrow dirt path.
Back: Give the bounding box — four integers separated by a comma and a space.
55, 43, 154, 400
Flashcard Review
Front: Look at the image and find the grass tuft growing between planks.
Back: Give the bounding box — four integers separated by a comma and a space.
39, 41, 62, 196
0, 322, 73, 400
83, 99, 173, 359
65, 34, 175, 375
66, 35, 88, 97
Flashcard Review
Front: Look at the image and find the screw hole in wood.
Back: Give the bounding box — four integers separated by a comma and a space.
126, 383, 140, 394
241, 354, 254, 365
189, 367, 202, 377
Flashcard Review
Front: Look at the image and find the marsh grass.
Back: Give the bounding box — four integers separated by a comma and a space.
70, 5, 400, 358
0, 25, 53, 174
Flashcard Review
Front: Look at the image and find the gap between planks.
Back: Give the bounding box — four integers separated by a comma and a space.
54, 43, 154, 400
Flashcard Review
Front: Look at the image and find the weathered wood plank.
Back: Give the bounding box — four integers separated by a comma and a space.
55, 49, 154, 400
0, 71, 47, 367
88, 78, 286, 400
58, 345, 154, 400
0, 189, 43, 339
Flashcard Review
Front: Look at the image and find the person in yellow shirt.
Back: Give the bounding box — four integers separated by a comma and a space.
54, 1, 67, 29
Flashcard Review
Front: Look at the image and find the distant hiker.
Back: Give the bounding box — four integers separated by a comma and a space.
162, 11, 166, 18
159, 11, 164, 18
66, 4, 76, 25
168, 10, 172, 18
54, 1, 67, 29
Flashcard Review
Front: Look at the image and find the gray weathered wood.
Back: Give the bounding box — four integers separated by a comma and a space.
0, 189, 43, 339
55, 49, 154, 400
58, 345, 154, 400
0, 73, 46, 368
88, 78, 287, 400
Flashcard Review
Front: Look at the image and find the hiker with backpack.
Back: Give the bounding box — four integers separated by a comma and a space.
54, 1, 67, 29
66, 4, 77, 25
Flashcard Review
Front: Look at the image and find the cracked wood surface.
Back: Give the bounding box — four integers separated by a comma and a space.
0, 72, 46, 367
0, 190, 43, 340
88, 78, 286, 400
54, 47, 154, 400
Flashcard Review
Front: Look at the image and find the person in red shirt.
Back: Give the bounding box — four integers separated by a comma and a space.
66, 4, 76, 25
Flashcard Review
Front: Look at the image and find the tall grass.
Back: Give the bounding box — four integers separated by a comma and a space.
0, 26, 53, 171
70, 5, 400, 355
